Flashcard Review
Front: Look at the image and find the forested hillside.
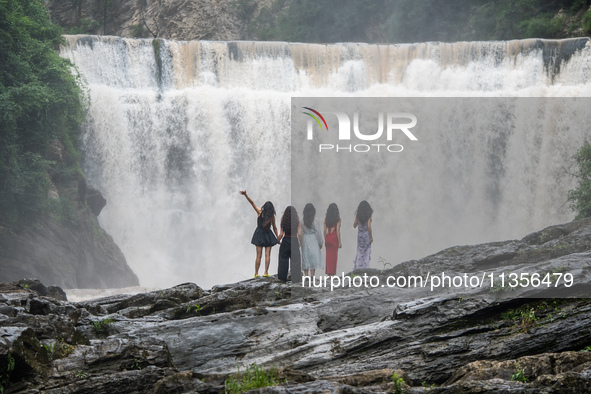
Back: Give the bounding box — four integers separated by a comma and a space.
0, 0, 85, 226
256, 0, 591, 42
0, 0, 138, 288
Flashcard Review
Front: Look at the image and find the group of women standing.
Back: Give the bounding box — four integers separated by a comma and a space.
240, 190, 374, 283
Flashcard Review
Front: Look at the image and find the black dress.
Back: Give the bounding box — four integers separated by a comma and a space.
251, 215, 278, 247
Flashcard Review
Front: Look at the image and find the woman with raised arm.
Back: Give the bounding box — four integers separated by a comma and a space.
277, 206, 302, 283
324, 203, 342, 276
240, 190, 278, 278
353, 200, 373, 270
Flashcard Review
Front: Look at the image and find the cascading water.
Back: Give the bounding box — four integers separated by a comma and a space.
60, 36, 591, 289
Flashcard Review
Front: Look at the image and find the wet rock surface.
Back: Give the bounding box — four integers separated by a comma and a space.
1, 219, 591, 392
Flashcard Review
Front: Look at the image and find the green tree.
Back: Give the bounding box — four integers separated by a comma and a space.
0, 0, 86, 226
257, 0, 591, 43
568, 141, 591, 220
386, 0, 482, 43
268, 0, 391, 43
383, 0, 574, 43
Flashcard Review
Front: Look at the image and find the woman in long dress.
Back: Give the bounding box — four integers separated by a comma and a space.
353, 200, 373, 270
301, 203, 323, 277
277, 206, 302, 283
324, 203, 341, 276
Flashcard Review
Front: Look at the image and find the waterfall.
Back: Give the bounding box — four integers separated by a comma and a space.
60, 36, 591, 289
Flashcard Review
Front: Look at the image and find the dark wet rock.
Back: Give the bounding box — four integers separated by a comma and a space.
0, 210, 139, 288
15, 279, 49, 297
152, 371, 218, 394
85, 186, 107, 217
251, 380, 369, 393
432, 352, 591, 393
0, 163, 138, 290
45, 139, 65, 162
42, 366, 176, 394
47, 286, 68, 302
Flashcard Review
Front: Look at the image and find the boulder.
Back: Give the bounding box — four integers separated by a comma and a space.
85, 186, 106, 217
0, 208, 138, 289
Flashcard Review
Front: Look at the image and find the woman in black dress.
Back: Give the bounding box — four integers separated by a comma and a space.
277, 206, 302, 283
240, 190, 279, 277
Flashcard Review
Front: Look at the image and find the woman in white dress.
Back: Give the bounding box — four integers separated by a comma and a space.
301, 203, 323, 277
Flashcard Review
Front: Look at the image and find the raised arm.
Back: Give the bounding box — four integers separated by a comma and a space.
368, 217, 373, 243
239, 190, 261, 215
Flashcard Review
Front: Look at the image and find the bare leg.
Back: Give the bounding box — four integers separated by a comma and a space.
311, 269, 315, 276
264, 247, 272, 275
255, 246, 263, 277
304, 269, 309, 276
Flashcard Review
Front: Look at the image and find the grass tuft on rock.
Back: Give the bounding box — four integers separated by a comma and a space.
224, 364, 280, 393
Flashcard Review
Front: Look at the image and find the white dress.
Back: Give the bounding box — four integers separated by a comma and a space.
301, 218, 323, 270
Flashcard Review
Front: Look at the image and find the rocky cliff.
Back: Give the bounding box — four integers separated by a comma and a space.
1, 218, 591, 392
0, 140, 138, 289
44, 0, 278, 41
44, 1, 591, 44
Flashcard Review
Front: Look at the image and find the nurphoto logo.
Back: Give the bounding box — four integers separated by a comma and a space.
303, 107, 418, 153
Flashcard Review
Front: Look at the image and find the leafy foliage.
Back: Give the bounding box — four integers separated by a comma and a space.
0, 0, 86, 227
224, 364, 280, 393
583, 8, 591, 34
234, 0, 259, 22
0, 354, 15, 393
65, 18, 100, 35
92, 318, 116, 334
255, 0, 591, 43
129, 23, 148, 38
266, 0, 391, 43
511, 367, 528, 382
391, 373, 405, 393
568, 141, 591, 220
383, 0, 585, 42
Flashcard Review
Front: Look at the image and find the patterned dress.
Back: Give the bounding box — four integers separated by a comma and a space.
353, 221, 371, 269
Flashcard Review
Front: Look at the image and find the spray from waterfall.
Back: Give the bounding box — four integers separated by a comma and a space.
60, 36, 591, 289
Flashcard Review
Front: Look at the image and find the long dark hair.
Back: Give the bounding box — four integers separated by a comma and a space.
355, 200, 373, 226
261, 201, 275, 229
303, 203, 316, 229
281, 206, 299, 235
325, 203, 340, 227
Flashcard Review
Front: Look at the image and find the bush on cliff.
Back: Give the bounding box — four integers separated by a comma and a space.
0, 0, 86, 227
568, 141, 591, 220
